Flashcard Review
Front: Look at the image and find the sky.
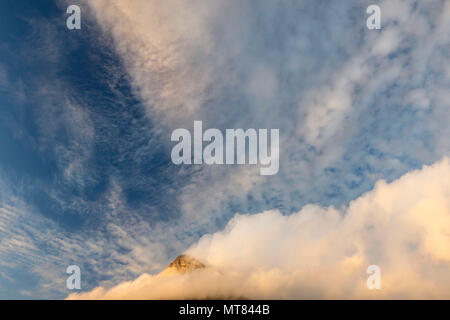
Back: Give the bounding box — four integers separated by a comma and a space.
0, 0, 449, 299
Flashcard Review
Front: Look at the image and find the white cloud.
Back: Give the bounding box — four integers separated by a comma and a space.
79, 0, 450, 224
82, 0, 219, 123
59, 3, 450, 297
0, 178, 176, 298
68, 157, 450, 299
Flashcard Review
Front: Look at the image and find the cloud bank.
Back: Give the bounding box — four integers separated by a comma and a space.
68, 157, 450, 299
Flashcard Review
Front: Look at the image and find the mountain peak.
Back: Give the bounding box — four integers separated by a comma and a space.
162, 254, 205, 275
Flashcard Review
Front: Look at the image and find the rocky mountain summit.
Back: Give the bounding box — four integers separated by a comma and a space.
161, 254, 206, 275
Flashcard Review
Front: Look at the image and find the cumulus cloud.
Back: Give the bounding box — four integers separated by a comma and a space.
68, 157, 450, 299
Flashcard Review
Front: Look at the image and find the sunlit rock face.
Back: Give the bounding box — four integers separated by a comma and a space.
161, 254, 206, 275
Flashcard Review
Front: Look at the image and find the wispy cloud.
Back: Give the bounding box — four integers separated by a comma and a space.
69, 157, 450, 299
1, 0, 450, 298
82, 0, 450, 221
0, 180, 173, 298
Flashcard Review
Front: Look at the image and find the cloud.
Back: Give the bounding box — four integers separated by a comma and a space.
2, 0, 450, 298
80, 0, 219, 123
0, 177, 175, 298
68, 157, 450, 299
80, 0, 450, 224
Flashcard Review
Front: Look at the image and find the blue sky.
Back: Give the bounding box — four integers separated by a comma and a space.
0, 0, 449, 299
